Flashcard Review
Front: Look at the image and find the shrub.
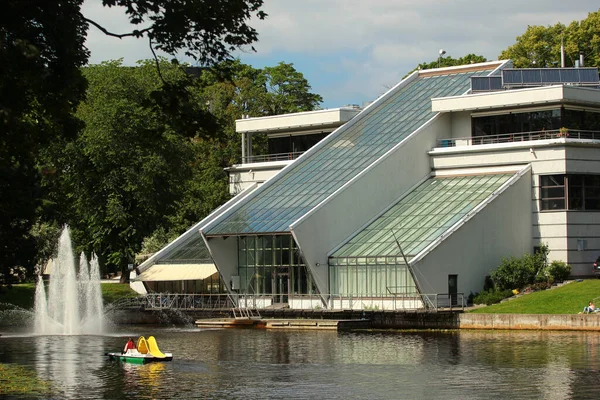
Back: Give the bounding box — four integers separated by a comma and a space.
490, 244, 549, 291
544, 261, 571, 283
473, 289, 514, 306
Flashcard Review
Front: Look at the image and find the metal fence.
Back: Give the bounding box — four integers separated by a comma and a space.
243, 151, 304, 164
437, 129, 600, 148
128, 292, 465, 312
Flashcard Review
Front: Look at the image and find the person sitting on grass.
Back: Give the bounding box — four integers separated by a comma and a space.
583, 301, 596, 313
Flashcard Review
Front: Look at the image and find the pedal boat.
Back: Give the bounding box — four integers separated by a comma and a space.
107, 336, 173, 364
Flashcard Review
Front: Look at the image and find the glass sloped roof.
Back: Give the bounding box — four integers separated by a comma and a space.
158, 232, 212, 263
331, 174, 515, 259
206, 68, 494, 235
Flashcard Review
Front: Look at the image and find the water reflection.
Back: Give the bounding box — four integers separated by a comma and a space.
1, 328, 600, 399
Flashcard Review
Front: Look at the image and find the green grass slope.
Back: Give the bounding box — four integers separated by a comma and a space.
0, 283, 138, 310
469, 279, 600, 314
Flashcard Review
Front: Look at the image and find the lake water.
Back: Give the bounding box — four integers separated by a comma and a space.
1, 326, 600, 399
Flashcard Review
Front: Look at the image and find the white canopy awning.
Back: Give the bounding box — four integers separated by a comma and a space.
135, 264, 217, 282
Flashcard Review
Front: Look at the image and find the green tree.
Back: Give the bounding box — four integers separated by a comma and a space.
260, 62, 323, 115
0, 0, 266, 279
57, 60, 204, 279
197, 60, 323, 165
499, 10, 600, 68
404, 54, 488, 77
0, 1, 89, 282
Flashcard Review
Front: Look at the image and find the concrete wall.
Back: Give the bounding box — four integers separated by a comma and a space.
459, 313, 600, 331
227, 162, 290, 195
204, 236, 238, 294
412, 169, 533, 297
565, 146, 600, 275
432, 142, 600, 277
291, 114, 451, 295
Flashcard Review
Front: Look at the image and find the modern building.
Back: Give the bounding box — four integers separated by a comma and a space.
227, 106, 362, 195
134, 108, 361, 295
139, 60, 600, 311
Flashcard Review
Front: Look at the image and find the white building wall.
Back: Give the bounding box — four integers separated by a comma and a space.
413, 170, 532, 297
432, 133, 600, 277
204, 236, 238, 294
291, 114, 452, 295
565, 146, 600, 275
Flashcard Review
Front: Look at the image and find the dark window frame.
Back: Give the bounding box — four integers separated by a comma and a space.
540, 174, 600, 211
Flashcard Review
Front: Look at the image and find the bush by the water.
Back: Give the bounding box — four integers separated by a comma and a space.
473, 289, 514, 306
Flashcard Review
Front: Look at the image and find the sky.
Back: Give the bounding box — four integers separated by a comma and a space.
83, 1, 599, 109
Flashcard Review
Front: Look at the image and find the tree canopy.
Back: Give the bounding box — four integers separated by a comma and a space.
499, 9, 600, 68
404, 54, 488, 77
0, 0, 266, 281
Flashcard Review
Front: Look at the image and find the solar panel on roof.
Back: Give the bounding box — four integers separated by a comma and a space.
560, 69, 579, 82
580, 68, 600, 83
502, 67, 600, 87
541, 69, 561, 83
522, 69, 542, 83
470, 76, 502, 92
502, 70, 522, 85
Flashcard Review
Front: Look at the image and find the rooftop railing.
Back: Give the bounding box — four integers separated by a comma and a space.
243, 151, 305, 164
437, 129, 600, 148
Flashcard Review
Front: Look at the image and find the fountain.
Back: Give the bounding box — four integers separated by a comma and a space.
34, 226, 105, 335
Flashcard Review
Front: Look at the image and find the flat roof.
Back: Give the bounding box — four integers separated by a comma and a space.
432, 85, 600, 112
235, 107, 361, 134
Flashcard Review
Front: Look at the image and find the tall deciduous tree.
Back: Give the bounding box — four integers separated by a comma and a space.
0, 1, 89, 282
0, 0, 266, 278
59, 60, 199, 278
499, 10, 600, 68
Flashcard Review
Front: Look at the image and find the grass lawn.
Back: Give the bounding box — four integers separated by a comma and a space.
0, 283, 36, 309
469, 279, 600, 314
0, 282, 139, 310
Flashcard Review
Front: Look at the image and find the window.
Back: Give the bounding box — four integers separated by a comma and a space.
540, 175, 565, 210
540, 174, 600, 211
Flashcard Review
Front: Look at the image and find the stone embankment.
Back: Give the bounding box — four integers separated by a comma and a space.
112, 308, 600, 331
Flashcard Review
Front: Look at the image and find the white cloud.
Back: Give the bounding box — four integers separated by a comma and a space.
81, 0, 600, 106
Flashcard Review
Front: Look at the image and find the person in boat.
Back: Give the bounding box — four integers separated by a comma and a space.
123, 337, 136, 354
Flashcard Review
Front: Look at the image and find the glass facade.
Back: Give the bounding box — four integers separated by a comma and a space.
237, 235, 317, 295
145, 273, 225, 294
161, 233, 212, 263
540, 174, 600, 211
329, 174, 514, 296
206, 68, 494, 235
329, 256, 416, 296
472, 107, 600, 137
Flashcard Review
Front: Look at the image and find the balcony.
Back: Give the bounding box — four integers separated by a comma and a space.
243, 150, 305, 164
437, 129, 600, 148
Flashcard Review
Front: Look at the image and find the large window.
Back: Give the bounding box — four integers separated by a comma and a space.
472, 107, 600, 137
540, 174, 600, 211
473, 109, 561, 136
238, 235, 317, 295
268, 133, 328, 155
329, 256, 416, 297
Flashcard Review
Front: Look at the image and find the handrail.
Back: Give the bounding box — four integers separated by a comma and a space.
120, 292, 466, 312
243, 151, 305, 164
437, 129, 600, 148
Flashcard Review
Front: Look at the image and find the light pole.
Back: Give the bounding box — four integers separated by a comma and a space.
438, 49, 446, 68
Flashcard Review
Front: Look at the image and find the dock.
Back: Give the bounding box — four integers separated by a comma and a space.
195, 318, 370, 331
